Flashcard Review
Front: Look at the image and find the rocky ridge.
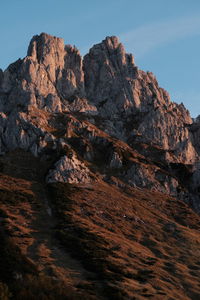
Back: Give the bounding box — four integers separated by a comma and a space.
0, 32, 199, 211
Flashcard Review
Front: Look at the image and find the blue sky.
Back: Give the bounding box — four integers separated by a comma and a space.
0, 0, 200, 117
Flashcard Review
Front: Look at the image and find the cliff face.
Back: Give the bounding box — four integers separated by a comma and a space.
0, 33, 199, 210
84, 37, 197, 164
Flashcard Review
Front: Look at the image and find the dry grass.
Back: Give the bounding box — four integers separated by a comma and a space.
48, 182, 200, 299
0, 148, 200, 299
0, 173, 102, 299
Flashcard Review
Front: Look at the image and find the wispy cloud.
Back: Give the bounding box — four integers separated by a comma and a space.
120, 14, 200, 57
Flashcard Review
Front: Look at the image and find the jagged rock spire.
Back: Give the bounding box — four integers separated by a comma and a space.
0, 33, 199, 210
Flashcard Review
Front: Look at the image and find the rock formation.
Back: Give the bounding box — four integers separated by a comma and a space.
0, 32, 199, 211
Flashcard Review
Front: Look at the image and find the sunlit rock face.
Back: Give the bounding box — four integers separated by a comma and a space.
27, 33, 86, 100
46, 155, 91, 184
0, 33, 199, 208
0, 33, 96, 154
0, 33, 95, 114
83, 36, 137, 114
83, 36, 197, 164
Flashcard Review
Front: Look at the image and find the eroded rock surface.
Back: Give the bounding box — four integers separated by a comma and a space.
84, 37, 197, 165
0, 33, 199, 208
47, 155, 91, 184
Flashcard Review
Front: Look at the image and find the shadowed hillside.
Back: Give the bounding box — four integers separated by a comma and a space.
0, 151, 199, 299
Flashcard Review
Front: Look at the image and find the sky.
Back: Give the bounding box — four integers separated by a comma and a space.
0, 0, 200, 117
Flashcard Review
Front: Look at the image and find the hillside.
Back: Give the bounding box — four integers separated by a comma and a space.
0, 33, 199, 299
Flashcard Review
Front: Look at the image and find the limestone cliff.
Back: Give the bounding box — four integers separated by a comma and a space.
0, 33, 199, 211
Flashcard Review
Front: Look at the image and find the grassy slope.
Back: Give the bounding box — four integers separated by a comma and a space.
0, 152, 102, 299
48, 182, 200, 300
0, 173, 94, 299
0, 150, 200, 299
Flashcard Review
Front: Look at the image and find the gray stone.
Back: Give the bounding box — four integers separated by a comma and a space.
0, 33, 199, 211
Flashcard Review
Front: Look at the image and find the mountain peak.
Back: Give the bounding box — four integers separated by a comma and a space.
104, 35, 121, 48
27, 32, 65, 63
1, 32, 200, 299
88, 35, 128, 58
0, 32, 199, 212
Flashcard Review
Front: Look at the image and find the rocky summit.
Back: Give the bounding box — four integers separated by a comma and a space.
0, 32, 199, 210
0, 33, 200, 299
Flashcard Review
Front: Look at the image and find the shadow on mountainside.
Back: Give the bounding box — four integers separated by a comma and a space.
48, 182, 200, 300
0, 150, 200, 299
0, 150, 105, 299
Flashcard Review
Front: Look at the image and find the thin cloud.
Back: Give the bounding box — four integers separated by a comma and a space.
120, 15, 200, 57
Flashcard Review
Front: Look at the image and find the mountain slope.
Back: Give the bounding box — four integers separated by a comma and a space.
0, 33, 200, 299
0, 152, 200, 299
